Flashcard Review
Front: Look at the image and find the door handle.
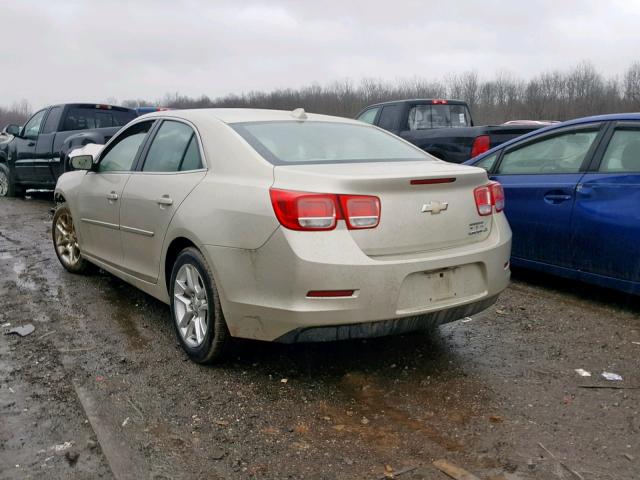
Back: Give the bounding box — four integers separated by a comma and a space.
106, 192, 119, 201
156, 195, 173, 206
543, 193, 572, 203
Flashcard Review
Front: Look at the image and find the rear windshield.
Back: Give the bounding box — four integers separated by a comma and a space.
407, 104, 471, 130
231, 121, 431, 165
61, 106, 136, 132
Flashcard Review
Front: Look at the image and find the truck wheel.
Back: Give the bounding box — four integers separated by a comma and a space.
0, 164, 22, 197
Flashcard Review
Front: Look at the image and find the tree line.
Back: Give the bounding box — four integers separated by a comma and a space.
3, 62, 640, 127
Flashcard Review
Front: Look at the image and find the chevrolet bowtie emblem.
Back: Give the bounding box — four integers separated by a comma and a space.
421, 201, 449, 214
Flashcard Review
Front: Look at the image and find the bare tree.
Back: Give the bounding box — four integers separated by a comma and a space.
4, 62, 639, 126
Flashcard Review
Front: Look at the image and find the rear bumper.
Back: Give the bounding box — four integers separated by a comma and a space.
203, 214, 511, 342
275, 294, 499, 343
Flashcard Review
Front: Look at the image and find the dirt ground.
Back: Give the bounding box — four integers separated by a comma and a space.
1, 194, 639, 480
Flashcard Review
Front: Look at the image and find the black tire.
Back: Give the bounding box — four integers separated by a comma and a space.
0, 163, 23, 198
52, 204, 94, 274
169, 247, 229, 364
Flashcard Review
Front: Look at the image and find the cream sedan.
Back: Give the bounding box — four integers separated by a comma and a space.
53, 108, 511, 363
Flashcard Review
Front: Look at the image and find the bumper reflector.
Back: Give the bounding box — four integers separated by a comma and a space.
307, 290, 355, 298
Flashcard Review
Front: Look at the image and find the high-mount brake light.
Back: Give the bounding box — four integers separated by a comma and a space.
473, 181, 505, 216
269, 189, 380, 231
432, 99, 449, 104
410, 178, 456, 185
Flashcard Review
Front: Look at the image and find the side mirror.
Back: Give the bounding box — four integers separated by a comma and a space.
70, 155, 94, 171
5, 124, 20, 136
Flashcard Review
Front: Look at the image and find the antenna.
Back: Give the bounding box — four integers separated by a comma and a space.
291, 108, 307, 120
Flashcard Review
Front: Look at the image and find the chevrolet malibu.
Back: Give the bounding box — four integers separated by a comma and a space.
53, 108, 512, 363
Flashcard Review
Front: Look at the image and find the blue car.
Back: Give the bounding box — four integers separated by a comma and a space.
465, 113, 640, 295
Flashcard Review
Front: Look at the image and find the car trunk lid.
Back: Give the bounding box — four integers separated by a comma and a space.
272, 161, 493, 256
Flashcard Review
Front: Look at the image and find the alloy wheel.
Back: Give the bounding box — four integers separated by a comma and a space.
173, 264, 209, 348
54, 211, 81, 267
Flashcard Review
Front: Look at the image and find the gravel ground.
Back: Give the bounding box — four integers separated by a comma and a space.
1, 195, 639, 480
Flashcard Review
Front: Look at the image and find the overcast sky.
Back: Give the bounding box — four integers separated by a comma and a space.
1, 0, 639, 110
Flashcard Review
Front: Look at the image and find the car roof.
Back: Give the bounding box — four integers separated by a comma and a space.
360, 99, 469, 109
47, 103, 135, 112
137, 108, 363, 125
467, 112, 640, 164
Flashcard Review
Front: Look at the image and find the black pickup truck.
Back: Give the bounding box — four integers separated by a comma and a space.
0, 103, 136, 197
356, 99, 546, 163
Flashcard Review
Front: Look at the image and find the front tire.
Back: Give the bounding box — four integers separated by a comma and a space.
52, 204, 93, 274
169, 247, 229, 364
0, 164, 23, 198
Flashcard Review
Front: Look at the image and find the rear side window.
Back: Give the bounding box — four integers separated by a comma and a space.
357, 108, 380, 125
378, 105, 401, 131
180, 136, 203, 171
475, 152, 499, 172
143, 120, 202, 172
61, 106, 136, 132
232, 121, 430, 165
98, 121, 153, 172
498, 128, 599, 174
599, 128, 640, 173
42, 106, 63, 134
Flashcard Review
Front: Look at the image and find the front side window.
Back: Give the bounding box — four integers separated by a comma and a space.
232, 121, 430, 165
143, 120, 202, 172
599, 128, 640, 173
498, 128, 599, 174
98, 121, 153, 172
357, 108, 380, 125
23, 110, 46, 138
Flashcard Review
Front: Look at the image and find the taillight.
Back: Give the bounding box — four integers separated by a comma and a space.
270, 189, 338, 230
473, 181, 505, 216
470, 135, 490, 158
489, 181, 505, 212
474, 185, 493, 216
338, 195, 380, 229
269, 189, 380, 231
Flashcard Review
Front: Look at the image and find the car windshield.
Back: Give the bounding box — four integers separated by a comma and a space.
231, 121, 431, 165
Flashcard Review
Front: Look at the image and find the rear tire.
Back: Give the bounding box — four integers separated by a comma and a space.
169, 247, 229, 364
0, 164, 23, 198
52, 204, 93, 274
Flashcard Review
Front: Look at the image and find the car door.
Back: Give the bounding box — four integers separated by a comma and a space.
490, 123, 604, 267
119, 119, 206, 283
75, 120, 155, 267
34, 105, 64, 185
14, 109, 47, 184
571, 122, 640, 283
